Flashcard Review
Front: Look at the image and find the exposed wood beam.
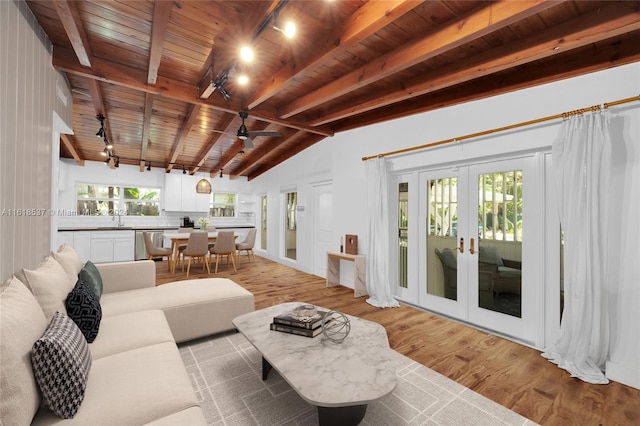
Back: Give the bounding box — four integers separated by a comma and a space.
191, 113, 237, 174
166, 104, 202, 172
227, 134, 295, 178
60, 134, 84, 166
139, 92, 154, 171
312, 2, 640, 126
247, 134, 327, 181
247, 0, 419, 109
334, 32, 640, 134
52, 48, 334, 138
147, 1, 173, 85
52, 0, 93, 67
279, 0, 555, 119
209, 140, 247, 177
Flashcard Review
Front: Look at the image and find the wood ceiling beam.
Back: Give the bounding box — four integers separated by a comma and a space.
247, 0, 419, 109
227, 131, 297, 178
60, 134, 84, 166
312, 2, 640, 126
52, 48, 333, 138
147, 1, 173, 85
166, 104, 201, 173
191, 113, 237, 174
139, 93, 154, 171
278, 0, 555, 119
52, 0, 93, 67
210, 140, 248, 178
247, 133, 326, 181
334, 32, 640, 134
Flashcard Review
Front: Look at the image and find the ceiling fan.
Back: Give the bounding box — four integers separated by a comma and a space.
236, 111, 281, 148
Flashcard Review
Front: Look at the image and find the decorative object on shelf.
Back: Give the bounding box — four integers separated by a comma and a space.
345, 234, 358, 255
196, 178, 212, 194
340, 236, 344, 253
322, 310, 351, 343
196, 217, 210, 231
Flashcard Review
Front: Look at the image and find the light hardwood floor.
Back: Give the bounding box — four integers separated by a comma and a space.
156, 255, 639, 425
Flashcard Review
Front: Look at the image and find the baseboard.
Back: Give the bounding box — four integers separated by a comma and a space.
606, 360, 640, 390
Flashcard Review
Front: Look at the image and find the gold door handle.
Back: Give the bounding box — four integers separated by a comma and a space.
458, 238, 464, 253
469, 237, 475, 255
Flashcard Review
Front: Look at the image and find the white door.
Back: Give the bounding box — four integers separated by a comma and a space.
418, 156, 538, 344
312, 181, 333, 277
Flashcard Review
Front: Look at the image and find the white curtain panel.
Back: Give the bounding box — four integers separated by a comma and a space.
542, 111, 612, 384
365, 157, 400, 308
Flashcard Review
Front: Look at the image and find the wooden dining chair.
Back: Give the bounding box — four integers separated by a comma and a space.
182, 231, 210, 277
209, 231, 237, 273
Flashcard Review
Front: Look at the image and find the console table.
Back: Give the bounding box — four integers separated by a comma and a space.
326, 251, 367, 297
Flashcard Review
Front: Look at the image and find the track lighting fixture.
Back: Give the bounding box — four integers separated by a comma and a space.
101, 148, 109, 157
182, 165, 186, 174
114, 157, 120, 168
146, 163, 151, 171
219, 169, 223, 178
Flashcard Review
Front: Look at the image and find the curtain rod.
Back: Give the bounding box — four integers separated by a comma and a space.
361, 94, 640, 162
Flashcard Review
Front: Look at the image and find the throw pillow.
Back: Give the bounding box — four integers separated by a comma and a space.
1, 277, 48, 426
18, 255, 74, 321
66, 280, 102, 343
52, 244, 84, 285
78, 261, 103, 300
31, 311, 92, 419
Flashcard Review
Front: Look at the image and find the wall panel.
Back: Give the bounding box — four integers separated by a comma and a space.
0, 0, 72, 280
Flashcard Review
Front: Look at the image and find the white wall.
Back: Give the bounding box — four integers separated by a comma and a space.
250, 63, 640, 389
0, 0, 73, 280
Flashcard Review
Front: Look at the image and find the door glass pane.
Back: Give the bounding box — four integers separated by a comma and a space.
261, 195, 267, 250
477, 170, 523, 317
398, 183, 408, 288
427, 178, 458, 300
285, 192, 297, 260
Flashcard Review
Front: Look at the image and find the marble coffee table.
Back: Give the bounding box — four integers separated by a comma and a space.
232, 302, 397, 425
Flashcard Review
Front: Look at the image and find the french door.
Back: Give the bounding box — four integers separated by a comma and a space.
411, 157, 537, 343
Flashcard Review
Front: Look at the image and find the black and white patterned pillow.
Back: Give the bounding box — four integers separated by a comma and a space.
31, 311, 92, 419
66, 280, 102, 343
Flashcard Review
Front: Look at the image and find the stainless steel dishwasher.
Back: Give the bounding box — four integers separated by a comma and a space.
135, 230, 166, 260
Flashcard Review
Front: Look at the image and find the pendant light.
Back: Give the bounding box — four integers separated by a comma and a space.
196, 178, 212, 194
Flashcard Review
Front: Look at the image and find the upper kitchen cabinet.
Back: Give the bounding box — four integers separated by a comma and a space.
164, 174, 210, 212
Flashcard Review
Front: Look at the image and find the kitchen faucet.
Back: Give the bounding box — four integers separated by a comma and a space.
113, 212, 125, 227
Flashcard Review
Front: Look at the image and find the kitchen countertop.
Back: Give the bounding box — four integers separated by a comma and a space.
58, 225, 256, 231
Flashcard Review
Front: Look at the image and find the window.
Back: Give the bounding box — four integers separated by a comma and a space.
478, 170, 523, 242
76, 184, 160, 216
210, 193, 236, 217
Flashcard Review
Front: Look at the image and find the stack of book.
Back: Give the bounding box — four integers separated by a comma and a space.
270, 309, 333, 338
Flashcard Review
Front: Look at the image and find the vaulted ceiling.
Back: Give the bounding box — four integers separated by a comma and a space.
26, 0, 640, 180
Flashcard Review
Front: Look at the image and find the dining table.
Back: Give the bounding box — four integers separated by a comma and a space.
163, 231, 240, 274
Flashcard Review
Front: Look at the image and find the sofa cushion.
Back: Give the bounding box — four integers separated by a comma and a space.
18, 255, 74, 321
79, 260, 103, 299
89, 310, 174, 360
100, 278, 255, 343
32, 311, 92, 419
32, 343, 201, 425
52, 244, 84, 285
66, 280, 102, 343
0, 277, 48, 426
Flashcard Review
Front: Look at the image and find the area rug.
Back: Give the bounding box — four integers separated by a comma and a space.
179, 332, 537, 426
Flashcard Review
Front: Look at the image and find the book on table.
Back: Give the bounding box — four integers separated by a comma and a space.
269, 322, 325, 338
273, 309, 332, 330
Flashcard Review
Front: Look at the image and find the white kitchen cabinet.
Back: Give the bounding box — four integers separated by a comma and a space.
90, 230, 134, 263
57, 231, 91, 262
164, 173, 210, 213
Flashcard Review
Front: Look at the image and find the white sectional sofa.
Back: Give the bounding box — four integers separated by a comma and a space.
0, 244, 254, 425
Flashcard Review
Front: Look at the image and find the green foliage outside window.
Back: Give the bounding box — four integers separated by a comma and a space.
75, 184, 160, 216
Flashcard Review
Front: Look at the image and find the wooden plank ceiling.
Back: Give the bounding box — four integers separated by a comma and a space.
26, 0, 640, 180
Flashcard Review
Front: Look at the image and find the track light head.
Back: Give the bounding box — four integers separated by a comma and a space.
182, 165, 186, 174
219, 169, 223, 178
146, 163, 151, 171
